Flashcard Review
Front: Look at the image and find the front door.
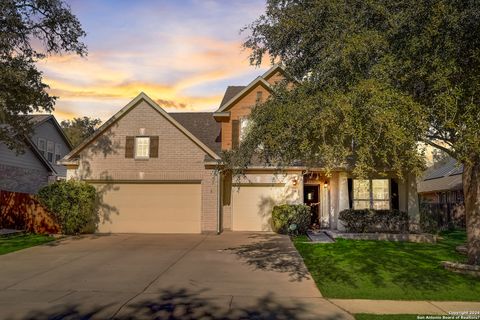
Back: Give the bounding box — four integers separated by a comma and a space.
304, 185, 320, 228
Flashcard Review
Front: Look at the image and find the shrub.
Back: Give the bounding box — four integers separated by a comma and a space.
339, 209, 409, 233
272, 204, 311, 235
37, 180, 98, 235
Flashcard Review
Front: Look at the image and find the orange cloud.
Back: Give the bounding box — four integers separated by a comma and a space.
38, 34, 272, 121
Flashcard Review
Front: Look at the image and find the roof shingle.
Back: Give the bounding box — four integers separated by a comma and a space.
170, 112, 221, 155
219, 86, 245, 107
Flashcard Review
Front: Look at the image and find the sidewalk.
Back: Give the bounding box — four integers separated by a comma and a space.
329, 299, 480, 315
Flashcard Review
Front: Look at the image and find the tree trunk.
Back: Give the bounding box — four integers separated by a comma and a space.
463, 159, 480, 265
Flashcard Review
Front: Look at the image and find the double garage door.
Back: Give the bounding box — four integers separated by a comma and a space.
94, 183, 201, 233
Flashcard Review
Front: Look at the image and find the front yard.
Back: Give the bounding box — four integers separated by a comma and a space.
0, 234, 54, 255
294, 230, 480, 301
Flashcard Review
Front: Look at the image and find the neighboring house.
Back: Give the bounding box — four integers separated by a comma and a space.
0, 115, 72, 194
418, 157, 465, 228
61, 65, 420, 234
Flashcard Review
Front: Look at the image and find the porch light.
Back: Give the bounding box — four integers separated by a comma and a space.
292, 178, 298, 186
324, 181, 328, 188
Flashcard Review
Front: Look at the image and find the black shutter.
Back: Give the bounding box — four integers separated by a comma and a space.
232, 120, 240, 149
125, 136, 134, 158
391, 179, 399, 210
150, 136, 159, 158
348, 178, 353, 209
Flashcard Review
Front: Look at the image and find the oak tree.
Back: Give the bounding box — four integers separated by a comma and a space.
0, 0, 86, 152
234, 0, 480, 264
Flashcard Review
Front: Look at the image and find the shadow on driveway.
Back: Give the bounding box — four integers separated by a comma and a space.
11, 288, 348, 320
224, 233, 311, 282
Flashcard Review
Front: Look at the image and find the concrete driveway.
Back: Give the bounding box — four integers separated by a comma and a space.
0, 232, 352, 319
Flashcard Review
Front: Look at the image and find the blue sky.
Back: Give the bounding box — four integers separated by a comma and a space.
39, 0, 269, 121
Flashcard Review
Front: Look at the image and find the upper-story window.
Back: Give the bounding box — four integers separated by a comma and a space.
46, 141, 54, 162
239, 117, 250, 142
37, 138, 46, 157
353, 179, 390, 210
256, 91, 263, 103
135, 137, 150, 159
55, 143, 61, 162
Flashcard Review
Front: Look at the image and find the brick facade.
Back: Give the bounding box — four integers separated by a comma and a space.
68, 99, 219, 233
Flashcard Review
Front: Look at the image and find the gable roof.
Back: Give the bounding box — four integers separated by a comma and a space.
214, 64, 295, 114
23, 136, 57, 174
418, 157, 463, 193
214, 77, 273, 113
170, 112, 221, 155
61, 92, 221, 164
219, 86, 246, 107
27, 114, 73, 149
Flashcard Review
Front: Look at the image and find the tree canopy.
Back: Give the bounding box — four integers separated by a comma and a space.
0, 0, 86, 152
61, 117, 102, 148
234, 0, 480, 264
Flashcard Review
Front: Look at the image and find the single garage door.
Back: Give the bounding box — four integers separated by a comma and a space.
232, 185, 284, 231
94, 183, 201, 233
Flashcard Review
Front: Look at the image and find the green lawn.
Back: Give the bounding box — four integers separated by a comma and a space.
294, 230, 480, 301
0, 234, 54, 255
355, 315, 424, 320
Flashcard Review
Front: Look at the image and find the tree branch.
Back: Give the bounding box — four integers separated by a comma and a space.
424, 139, 456, 158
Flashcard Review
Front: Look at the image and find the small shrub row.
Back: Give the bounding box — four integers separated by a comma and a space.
339, 209, 409, 233
272, 204, 311, 235
38, 180, 98, 235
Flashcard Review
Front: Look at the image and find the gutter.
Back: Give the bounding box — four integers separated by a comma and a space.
216, 172, 223, 235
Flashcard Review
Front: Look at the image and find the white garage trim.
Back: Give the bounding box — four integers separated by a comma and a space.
91, 182, 201, 234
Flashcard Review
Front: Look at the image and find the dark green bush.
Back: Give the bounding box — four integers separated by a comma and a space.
339, 209, 409, 233
37, 180, 98, 235
272, 204, 311, 235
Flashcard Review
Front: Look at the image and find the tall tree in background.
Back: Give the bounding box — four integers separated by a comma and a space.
61, 117, 101, 147
0, 0, 87, 152
232, 0, 480, 264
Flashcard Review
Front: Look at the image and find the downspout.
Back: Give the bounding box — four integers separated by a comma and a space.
216, 172, 223, 235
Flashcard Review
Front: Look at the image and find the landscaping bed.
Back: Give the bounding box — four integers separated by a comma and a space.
293, 230, 480, 301
325, 230, 438, 243
0, 233, 54, 255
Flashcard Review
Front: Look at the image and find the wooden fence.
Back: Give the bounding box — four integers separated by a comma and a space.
0, 190, 60, 234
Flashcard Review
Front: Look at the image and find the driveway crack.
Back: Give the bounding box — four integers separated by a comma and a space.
109, 234, 209, 319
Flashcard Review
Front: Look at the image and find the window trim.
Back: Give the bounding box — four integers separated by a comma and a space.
239, 116, 250, 142
55, 143, 61, 163
37, 138, 46, 157
353, 179, 391, 210
46, 140, 54, 163
134, 136, 150, 159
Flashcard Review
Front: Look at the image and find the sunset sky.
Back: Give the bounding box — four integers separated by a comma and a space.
38, 0, 269, 122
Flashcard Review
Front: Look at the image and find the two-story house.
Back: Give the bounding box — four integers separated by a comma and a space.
61, 65, 420, 234
0, 115, 72, 194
